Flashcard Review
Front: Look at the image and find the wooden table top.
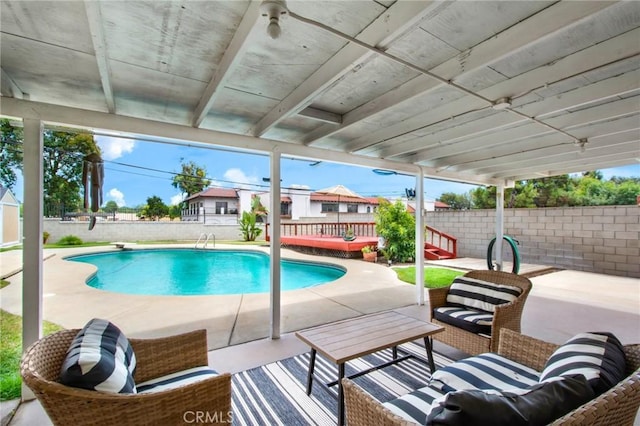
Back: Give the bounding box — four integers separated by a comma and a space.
295, 311, 444, 364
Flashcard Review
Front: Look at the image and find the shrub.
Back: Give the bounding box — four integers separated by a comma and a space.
239, 211, 263, 242
57, 235, 83, 245
374, 199, 415, 262
42, 231, 50, 244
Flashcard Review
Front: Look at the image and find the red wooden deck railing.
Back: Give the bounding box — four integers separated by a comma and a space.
425, 225, 457, 259
265, 222, 377, 241
264, 222, 456, 259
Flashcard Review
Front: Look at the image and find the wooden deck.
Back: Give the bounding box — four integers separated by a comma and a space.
281, 235, 378, 258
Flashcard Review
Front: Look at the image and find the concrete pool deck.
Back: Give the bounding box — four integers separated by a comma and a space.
1, 243, 422, 349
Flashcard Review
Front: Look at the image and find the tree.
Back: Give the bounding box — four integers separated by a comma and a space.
374, 198, 415, 262
611, 180, 640, 205
172, 159, 211, 197
439, 192, 471, 210
0, 119, 23, 190
43, 132, 100, 212
168, 204, 182, 220
0, 120, 100, 211
141, 196, 168, 221
470, 186, 496, 209
103, 200, 119, 213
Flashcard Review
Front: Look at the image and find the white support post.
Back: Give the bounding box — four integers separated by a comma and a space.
269, 150, 281, 339
495, 184, 505, 271
415, 169, 425, 305
22, 118, 44, 400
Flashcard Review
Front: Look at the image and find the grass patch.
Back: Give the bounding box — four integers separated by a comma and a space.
0, 279, 9, 290
394, 267, 465, 289
0, 310, 64, 401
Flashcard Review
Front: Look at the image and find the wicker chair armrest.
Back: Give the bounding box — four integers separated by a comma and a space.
427, 286, 450, 314
342, 379, 418, 426
497, 329, 558, 372
29, 373, 231, 425
489, 294, 529, 352
130, 329, 209, 383
550, 370, 640, 426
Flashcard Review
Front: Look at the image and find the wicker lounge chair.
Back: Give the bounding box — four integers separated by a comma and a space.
21, 329, 231, 425
428, 269, 532, 355
343, 329, 640, 426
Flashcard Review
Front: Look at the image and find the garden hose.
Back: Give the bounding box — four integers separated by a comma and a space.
486, 235, 521, 274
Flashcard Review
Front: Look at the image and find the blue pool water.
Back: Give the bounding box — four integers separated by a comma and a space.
68, 249, 345, 296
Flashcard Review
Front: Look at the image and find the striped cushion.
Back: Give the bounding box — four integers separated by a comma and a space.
446, 277, 522, 313
60, 318, 137, 394
539, 332, 626, 395
383, 385, 447, 423
433, 307, 493, 335
430, 353, 540, 393
137, 366, 218, 394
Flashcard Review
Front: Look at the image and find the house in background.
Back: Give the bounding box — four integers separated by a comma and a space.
181, 184, 385, 225
181, 187, 240, 225
0, 186, 21, 248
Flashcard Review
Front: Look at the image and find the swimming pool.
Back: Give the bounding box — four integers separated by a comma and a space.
67, 249, 346, 296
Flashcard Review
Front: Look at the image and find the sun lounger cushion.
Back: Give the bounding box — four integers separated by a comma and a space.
446, 277, 522, 313
60, 318, 137, 394
429, 353, 540, 393
137, 366, 218, 394
425, 374, 594, 426
433, 307, 493, 335
539, 332, 626, 395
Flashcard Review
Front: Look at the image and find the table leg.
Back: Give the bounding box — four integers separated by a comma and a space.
424, 337, 436, 373
392, 345, 398, 359
306, 349, 317, 395
337, 363, 346, 426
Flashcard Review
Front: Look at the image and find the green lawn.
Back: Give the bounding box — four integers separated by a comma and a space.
393, 266, 465, 288
0, 310, 63, 401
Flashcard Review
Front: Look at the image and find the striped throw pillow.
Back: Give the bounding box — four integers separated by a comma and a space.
539, 332, 626, 395
446, 277, 522, 313
60, 318, 137, 394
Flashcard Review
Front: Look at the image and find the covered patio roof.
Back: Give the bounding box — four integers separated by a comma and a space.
1, 1, 638, 182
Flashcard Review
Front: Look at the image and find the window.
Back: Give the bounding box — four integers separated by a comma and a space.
215, 202, 228, 214
321, 203, 338, 213
280, 203, 291, 216
366, 206, 371, 213
347, 204, 358, 213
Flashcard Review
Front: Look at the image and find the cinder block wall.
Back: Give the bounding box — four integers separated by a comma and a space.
427, 205, 639, 278
44, 220, 261, 243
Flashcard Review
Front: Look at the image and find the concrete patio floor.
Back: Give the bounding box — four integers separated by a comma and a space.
1, 245, 638, 425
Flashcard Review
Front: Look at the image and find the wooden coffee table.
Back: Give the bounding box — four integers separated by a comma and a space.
295, 311, 444, 426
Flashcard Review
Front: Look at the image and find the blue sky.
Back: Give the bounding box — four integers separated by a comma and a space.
11, 136, 640, 207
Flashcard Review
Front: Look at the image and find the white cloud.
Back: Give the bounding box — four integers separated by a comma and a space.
107, 188, 127, 206
290, 184, 310, 189
223, 168, 259, 189
170, 194, 184, 206
96, 136, 135, 160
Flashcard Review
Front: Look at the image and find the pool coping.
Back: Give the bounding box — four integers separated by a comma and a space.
0, 243, 418, 350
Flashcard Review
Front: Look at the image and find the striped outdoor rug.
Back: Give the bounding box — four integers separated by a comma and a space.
231, 341, 454, 426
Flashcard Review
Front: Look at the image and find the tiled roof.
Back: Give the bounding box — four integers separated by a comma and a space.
310, 193, 370, 204
186, 187, 238, 200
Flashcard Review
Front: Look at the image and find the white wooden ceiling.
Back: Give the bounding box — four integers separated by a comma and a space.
1, 0, 639, 186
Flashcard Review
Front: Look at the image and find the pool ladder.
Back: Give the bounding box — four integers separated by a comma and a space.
195, 233, 215, 249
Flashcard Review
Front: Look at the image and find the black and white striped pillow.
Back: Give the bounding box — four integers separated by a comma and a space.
446, 277, 522, 313
539, 332, 626, 395
60, 318, 137, 394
